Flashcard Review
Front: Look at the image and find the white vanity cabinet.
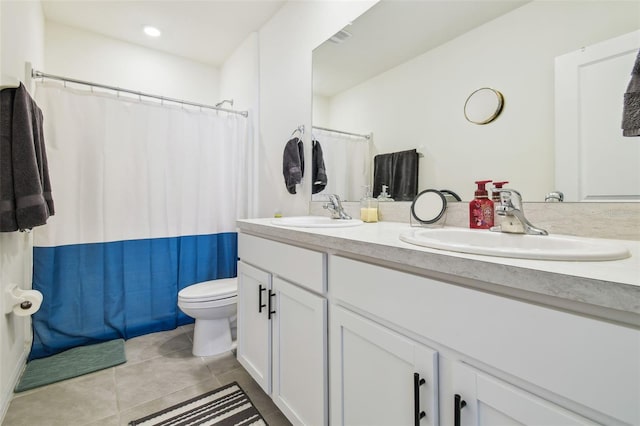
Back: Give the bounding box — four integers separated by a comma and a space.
237, 233, 327, 426
329, 254, 640, 426
330, 306, 439, 426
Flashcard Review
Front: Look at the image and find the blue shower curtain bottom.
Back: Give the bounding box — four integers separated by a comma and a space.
30, 232, 237, 360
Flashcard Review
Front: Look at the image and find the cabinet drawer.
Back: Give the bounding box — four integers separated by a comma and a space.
239, 233, 325, 294
330, 255, 640, 425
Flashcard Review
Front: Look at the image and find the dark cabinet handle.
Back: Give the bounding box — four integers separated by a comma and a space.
268, 289, 276, 320
454, 394, 467, 426
258, 284, 267, 313
413, 373, 426, 425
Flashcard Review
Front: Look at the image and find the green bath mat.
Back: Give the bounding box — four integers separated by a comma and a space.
15, 339, 126, 392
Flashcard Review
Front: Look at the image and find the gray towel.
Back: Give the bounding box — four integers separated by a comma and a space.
622, 49, 640, 137
311, 139, 327, 194
283, 137, 304, 194
0, 83, 54, 231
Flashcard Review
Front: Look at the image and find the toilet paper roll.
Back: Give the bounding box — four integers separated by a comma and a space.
11, 289, 43, 317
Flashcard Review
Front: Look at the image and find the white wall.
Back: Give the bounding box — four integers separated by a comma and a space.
220, 32, 258, 112
44, 21, 220, 106
323, 1, 640, 201
1, 1, 44, 85
256, 0, 376, 217
0, 0, 45, 420
312, 94, 330, 129
220, 33, 260, 217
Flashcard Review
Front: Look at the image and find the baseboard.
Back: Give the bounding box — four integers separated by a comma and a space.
0, 344, 28, 424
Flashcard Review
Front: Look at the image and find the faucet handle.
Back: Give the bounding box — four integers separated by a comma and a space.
495, 188, 522, 207
324, 194, 352, 219
328, 194, 342, 206
545, 191, 564, 202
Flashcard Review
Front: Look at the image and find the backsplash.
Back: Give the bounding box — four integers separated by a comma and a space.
309, 202, 640, 241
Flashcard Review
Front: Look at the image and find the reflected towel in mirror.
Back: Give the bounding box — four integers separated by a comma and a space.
373, 149, 419, 201
312, 139, 327, 194
622, 49, 640, 137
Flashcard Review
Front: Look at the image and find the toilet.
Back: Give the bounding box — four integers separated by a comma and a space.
177, 278, 238, 357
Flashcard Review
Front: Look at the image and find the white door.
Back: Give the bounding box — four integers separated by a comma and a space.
330, 306, 439, 426
237, 262, 272, 394
271, 277, 327, 426
445, 361, 597, 426
555, 29, 640, 201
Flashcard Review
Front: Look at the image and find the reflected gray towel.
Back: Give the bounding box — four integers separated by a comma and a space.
373, 149, 419, 201
0, 83, 54, 231
312, 139, 327, 194
283, 137, 304, 194
622, 49, 640, 137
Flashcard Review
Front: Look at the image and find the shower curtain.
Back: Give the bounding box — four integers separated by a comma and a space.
30, 82, 250, 359
310, 128, 371, 202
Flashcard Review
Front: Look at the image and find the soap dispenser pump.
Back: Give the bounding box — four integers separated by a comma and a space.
360, 185, 379, 223
377, 185, 394, 202
469, 180, 494, 229
492, 181, 509, 204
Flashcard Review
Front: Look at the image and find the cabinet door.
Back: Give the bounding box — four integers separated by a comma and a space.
237, 262, 272, 394
330, 306, 438, 426
446, 361, 597, 426
271, 277, 327, 426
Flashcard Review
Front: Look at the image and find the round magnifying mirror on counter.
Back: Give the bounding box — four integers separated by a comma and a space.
464, 87, 504, 125
410, 189, 447, 225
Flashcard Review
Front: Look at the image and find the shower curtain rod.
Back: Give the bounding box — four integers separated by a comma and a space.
31, 69, 249, 117
312, 125, 371, 140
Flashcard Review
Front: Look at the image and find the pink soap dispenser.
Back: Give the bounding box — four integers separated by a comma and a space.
469, 180, 494, 229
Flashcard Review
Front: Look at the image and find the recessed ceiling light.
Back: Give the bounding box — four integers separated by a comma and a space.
143, 26, 161, 37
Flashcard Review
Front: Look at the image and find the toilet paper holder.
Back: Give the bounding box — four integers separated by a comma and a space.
4, 284, 42, 315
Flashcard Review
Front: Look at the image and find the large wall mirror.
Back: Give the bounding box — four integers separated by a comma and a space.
311, 0, 640, 202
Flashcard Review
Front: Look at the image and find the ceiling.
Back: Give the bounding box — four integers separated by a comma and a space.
313, 0, 530, 97
41, 0, 286, 67
41, 0, 530, 85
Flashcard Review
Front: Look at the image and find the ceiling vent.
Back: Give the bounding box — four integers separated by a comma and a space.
329, 29, 352, 44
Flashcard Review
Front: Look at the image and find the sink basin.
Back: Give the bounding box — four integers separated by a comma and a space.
399, 227, 631, 261
271, 216, 363, 228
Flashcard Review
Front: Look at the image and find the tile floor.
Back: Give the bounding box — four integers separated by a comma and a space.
3, 324, 291, 426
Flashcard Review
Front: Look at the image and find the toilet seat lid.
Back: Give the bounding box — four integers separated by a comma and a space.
178, 278, 237, 301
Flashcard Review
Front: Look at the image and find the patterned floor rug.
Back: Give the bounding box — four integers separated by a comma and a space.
128, 382, 268, 426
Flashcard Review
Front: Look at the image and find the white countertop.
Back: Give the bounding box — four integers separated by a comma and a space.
237, 219, 640, 326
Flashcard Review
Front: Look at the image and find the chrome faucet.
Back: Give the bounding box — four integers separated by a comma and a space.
323, 194, 352, 220
490, 189, 548, 235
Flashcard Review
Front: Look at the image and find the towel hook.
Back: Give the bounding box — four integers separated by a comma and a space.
291, 125, 305, 138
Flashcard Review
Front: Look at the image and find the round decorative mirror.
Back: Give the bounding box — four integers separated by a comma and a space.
464, 88, 504, 125
410, 189, 447, 225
